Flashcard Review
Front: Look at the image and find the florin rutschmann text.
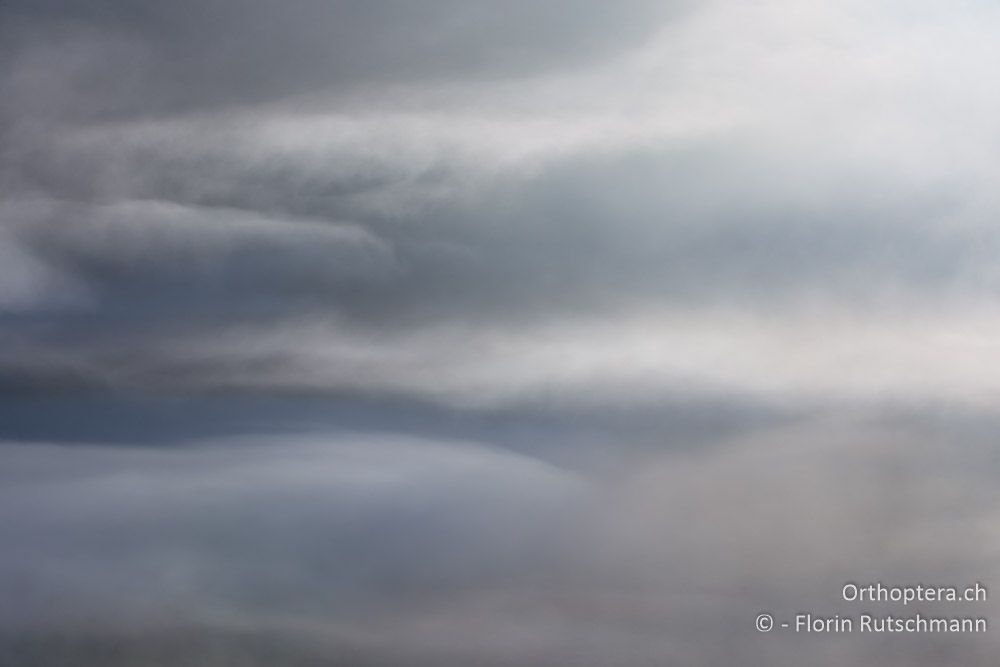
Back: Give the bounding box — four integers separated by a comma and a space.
755, 582, 988, 635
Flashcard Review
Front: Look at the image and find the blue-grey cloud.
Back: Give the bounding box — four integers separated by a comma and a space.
4, 1, 1000, 665
1, 424, 997, 666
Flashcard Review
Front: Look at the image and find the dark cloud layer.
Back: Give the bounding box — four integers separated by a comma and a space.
1, 0, 678, 119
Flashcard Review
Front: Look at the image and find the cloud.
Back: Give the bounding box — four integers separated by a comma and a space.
1, 423, 997, 665
0, 224, 89, 312
0, 435, 584, 630
5, 2, 1000, 665
12, 198, 398, 300
0, 0, 681, 119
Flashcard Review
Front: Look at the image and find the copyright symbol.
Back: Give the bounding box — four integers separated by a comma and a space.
755, 612, 774, 633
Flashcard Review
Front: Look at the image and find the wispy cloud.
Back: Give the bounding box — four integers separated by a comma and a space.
3, 1, 1000, 665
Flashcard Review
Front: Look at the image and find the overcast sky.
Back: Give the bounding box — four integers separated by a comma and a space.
2, 2, 999, 665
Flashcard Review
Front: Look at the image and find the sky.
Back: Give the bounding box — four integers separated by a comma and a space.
1, 1, 999, 665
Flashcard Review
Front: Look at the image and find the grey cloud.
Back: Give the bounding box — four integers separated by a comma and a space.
13, 199, 398, 309
6, 112, 990, 330
0, 224, 88, 312
2, 129, 997, 406
1, 421, 997, 666
4, 3, 1000, 664
4, 0, 998, 366
0, 435, 584, 629
0, 0, 680, 120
